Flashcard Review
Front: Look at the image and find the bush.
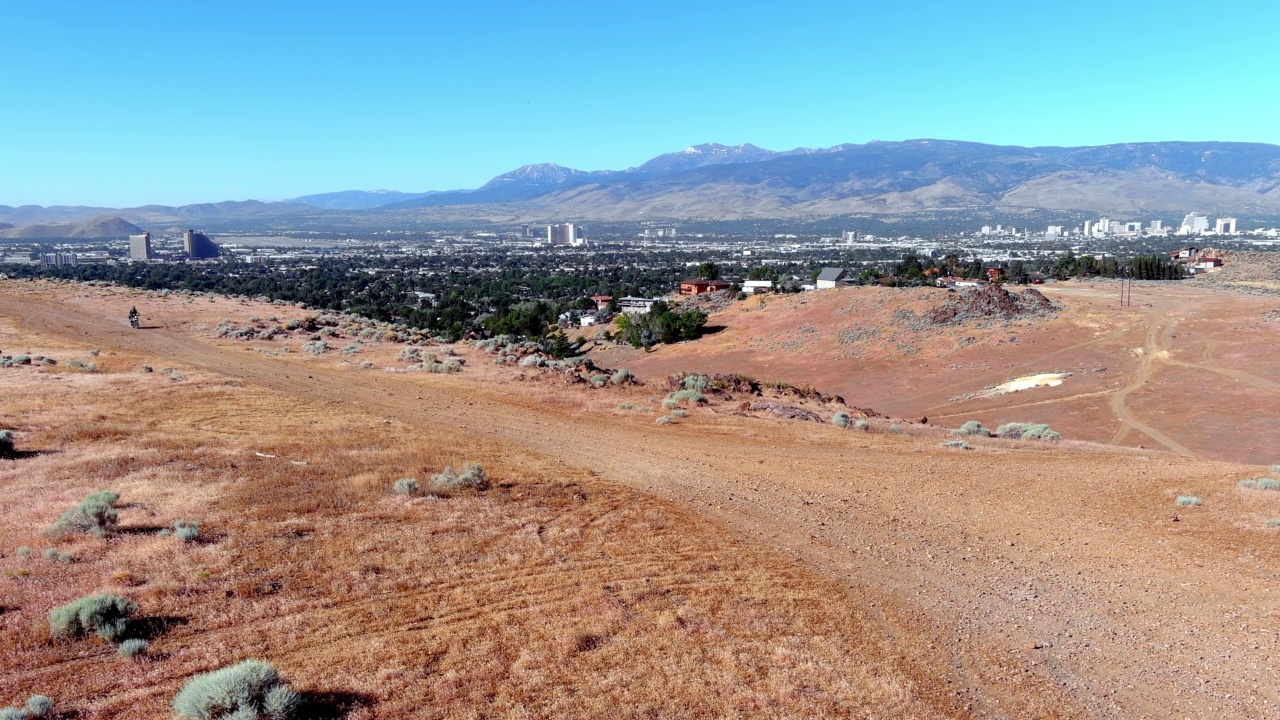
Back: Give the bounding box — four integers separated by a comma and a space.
670, 409, 688, 417
341, 343, 361, 355
173, 659, 300, 720
1175, 496, 1202, 506
995, 422, 1062, 441
832, 411, 852, 428
49, 593, 137, 642
0, 429, 15, 457
175, 520, 201, 543
50, 490, 120, 537
393, 478, 420, 497
17, 545, 31, 558
670, 389, 706, 404
1239, 477, 1280, 491
0, 708, 25, 720
952, 420, 991, 437
302, 340, 328, 355
683, 374, 709, 392
589, 374, 608, 388
429, 464, 489, 492
662, 398, 679, 409
610, 369, 634, 385
119, 638, 149, 658
656, 416, 674, 425
941, 440, 971, 450
889, 424, 903, 433
25, 696, 52, 718
617, 403, 635, 410
854, 419, 869, 430
400, 347, 423, 362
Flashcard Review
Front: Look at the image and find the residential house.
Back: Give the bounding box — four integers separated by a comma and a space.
679, 278, 733, 295
742, 279, 774, 294
815, 267, 848, 289
617, 296, 662, 314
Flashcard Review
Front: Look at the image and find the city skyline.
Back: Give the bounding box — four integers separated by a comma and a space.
4, 0, 1280, 207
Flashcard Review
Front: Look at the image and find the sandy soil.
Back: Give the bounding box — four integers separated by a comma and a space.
590, 281, 1280, 464
3, 281, 1280, 719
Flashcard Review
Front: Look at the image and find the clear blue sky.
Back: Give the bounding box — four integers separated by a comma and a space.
3, 0, 1277, 207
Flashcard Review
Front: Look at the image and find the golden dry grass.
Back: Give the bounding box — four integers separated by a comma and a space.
0, 349, 959, 717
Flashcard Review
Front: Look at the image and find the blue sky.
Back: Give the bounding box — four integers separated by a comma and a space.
3, 0, 1277, 207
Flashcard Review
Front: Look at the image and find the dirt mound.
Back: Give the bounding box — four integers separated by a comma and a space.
927, 284, 1057, 326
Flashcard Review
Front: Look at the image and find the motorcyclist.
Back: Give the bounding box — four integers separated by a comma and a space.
128, 306, 139, 327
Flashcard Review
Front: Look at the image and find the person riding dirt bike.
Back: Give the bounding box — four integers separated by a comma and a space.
128, 306, 139, 329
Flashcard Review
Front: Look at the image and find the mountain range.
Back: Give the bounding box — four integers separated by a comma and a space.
0, 215, 143, 239
6, 140, 1280, 229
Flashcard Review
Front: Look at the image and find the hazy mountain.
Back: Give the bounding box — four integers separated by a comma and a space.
0, 200, 320, 227
8, 140, 1280, 223
288, 189, 440, 210
0, 215, 143, 239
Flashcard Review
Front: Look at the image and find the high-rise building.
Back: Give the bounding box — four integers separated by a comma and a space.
183, 229, 220, 259
1096, 217, 1112, 234
1214, 217, 1238, 235
1082, 221, 1093, 237
546, 223, 586, 246
129, 232, 153, 261
1179, 212, 1210, 235
41, 252, 76, 267
842, 230, 861, 244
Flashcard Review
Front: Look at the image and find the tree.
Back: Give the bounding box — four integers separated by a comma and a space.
698, 262, 720, 281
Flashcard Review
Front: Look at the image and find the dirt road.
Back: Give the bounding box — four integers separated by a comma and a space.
5, 291, 1280, 719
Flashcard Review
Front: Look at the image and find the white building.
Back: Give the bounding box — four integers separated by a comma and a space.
128, 233, 153, 261
742, 280, 774, 294
1215, 217, 1238, 235
547, 223, 586, 246
1179, 212, 1210, 236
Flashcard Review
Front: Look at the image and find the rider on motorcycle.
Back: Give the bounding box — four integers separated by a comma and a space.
128, 306, 139, 328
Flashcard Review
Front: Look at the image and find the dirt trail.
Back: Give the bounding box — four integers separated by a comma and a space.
5, 293, 1280, 719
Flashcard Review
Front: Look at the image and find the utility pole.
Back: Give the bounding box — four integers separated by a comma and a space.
1119, 266, 1133, 307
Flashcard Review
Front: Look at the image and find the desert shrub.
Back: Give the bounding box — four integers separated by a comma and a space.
683, 374, 709, 392
0, 709, 25, 720
854, 419, 869, 430
444, 359, 462, 372
400, 347, 423, 362
670, 389, 706, 404
175, 520, 201, 543
40, 357, 56, 366
1267, 519, 1280, 527
610, 369, 634, 385
832, 411, 852, 428
119, 638, 149, 658
1175, 496, 1202, 506
393, 478, 420, 497
429, 464, 489, 492
302, 340, 328, 355
1239, 477, 1280, 491
50, 490, 120, 537
518, 355, 545, 368
995, 422, 1061, 441
49, 593, 137, 642
141, 365, 154, 373
656, 416, 674, 425
157, 528, 172, 537
43, 548, 73, 563
425, 363, 447, 373
670, 408, 688, 417
590, 374, 608, 388
662, 398, 679, 409
0, 430, 14, 457
889, 424, 903, 433
1272, 464, 1280, 475
66, 359, 97, 372
341, 343, 360, 355
952, 420, 991, 437
941, 440, 971, 450
17, 545, 31, 558
13, 355, 31, 365
617, 403, 635, 410
284, 318, 304, 331
24, 696, 52, 718
360, 361, 374, 369
172, 659, 300, 720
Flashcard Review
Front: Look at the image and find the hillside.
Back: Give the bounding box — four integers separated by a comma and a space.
0, 215, 143, 239
3, 280, 1280, 718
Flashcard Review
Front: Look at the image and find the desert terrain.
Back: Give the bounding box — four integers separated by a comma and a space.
593, 278, 1280, 465
2, 279, 1280, 719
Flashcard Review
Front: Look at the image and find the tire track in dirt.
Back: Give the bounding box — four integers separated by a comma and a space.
10, 291, 1280, 719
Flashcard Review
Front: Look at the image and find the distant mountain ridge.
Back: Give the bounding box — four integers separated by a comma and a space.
0, 215, 143, 239
8, 139, 1280, 221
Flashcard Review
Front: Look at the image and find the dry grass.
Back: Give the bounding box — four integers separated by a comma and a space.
0, 346, 953, 718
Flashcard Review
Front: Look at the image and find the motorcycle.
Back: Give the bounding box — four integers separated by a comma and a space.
129, 314, 140, 329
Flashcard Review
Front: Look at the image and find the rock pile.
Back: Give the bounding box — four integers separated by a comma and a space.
926, 284, 1057, 326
